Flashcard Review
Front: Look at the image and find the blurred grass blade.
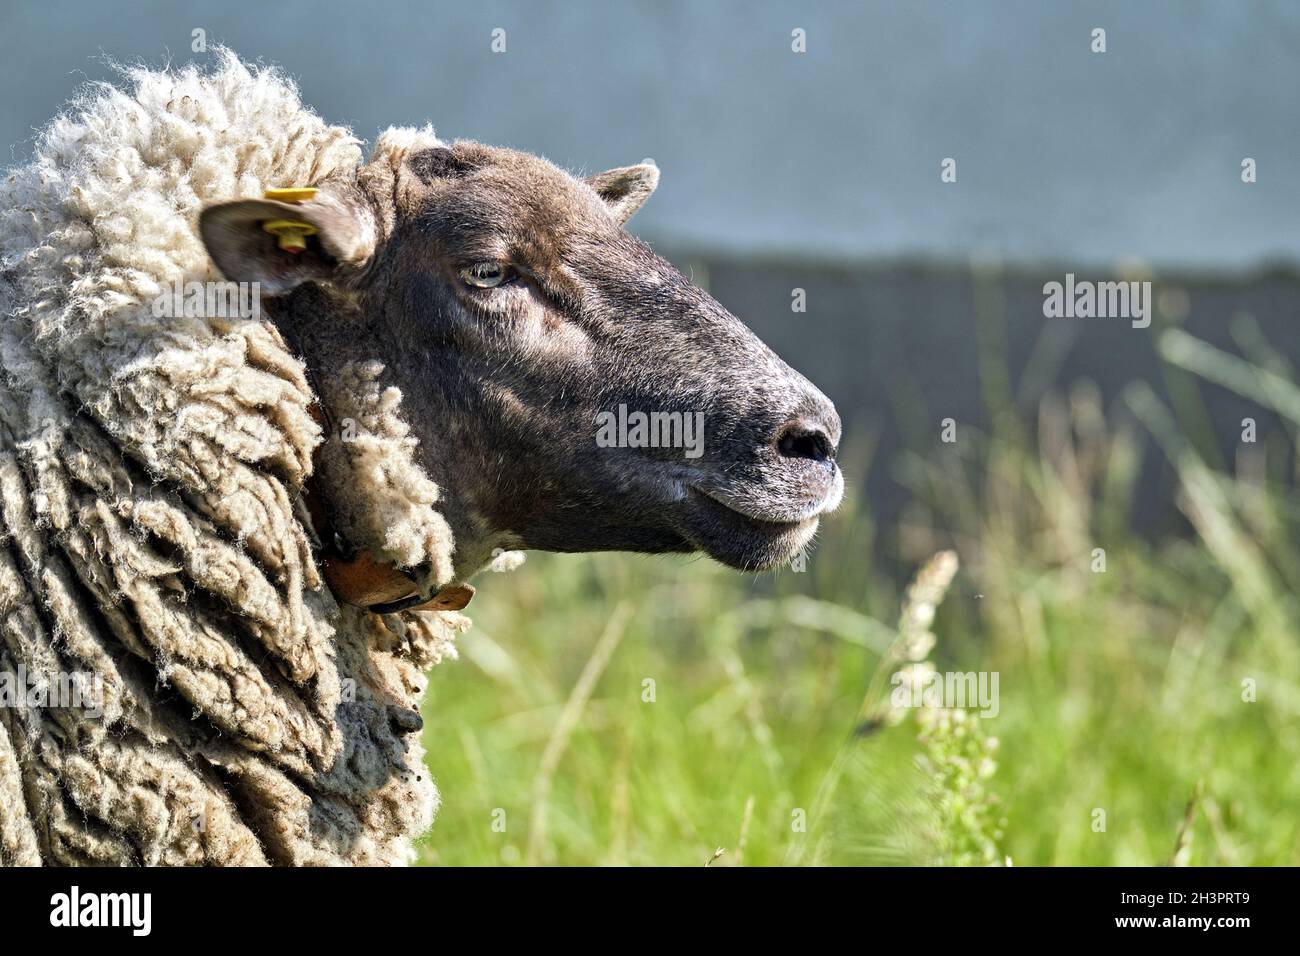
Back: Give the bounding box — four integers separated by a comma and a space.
525, 602, 631, 865
1160, 327, 1300, 425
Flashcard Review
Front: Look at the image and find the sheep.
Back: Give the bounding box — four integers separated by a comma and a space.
0, 52, 460, 866
0, 50, 841, 866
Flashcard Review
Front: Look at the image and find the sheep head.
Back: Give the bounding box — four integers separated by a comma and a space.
199, 135, 842, 583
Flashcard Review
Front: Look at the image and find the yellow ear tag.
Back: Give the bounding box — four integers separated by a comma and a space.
262, 219, 319, 253
262, 187, 320, 253
263, 187, 319, 204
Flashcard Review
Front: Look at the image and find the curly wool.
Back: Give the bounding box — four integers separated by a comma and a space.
0, 51, 465, 865
315, 360, 456, 589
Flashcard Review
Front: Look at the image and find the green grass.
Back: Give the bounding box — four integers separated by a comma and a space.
415, 319, 1300, 866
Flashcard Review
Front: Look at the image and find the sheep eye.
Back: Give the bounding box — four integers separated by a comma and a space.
460, 263, 511, 289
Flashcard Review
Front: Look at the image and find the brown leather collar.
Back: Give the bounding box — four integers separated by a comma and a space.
301, 402, 473, 615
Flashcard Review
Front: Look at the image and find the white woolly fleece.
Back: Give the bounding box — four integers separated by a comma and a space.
0, 51, 466, 866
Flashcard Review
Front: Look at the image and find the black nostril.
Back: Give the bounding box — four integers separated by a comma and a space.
776, 421, 836, 463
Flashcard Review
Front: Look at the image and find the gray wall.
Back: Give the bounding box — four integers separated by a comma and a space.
2, 0, 1298, 270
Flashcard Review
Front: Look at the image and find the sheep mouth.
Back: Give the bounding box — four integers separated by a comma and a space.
680, 486, 819, 571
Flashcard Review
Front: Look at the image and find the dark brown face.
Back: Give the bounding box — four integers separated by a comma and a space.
200, 139, 841, 576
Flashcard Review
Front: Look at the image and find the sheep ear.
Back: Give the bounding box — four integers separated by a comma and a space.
585, 163, 659, 225
198, 191, 377, 295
